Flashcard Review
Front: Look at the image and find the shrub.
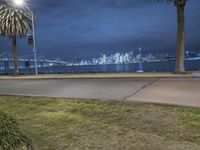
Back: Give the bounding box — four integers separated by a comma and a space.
0, 111, 32, 150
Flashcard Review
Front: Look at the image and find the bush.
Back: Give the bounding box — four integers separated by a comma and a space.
0, 111, 32, 150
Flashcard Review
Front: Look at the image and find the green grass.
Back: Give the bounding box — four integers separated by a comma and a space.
0, 72, 193, 79
0, 96, 200, 150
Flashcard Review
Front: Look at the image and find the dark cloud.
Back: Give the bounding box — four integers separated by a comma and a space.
0, 0, 200, 59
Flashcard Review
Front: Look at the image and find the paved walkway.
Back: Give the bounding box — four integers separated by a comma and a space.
0, 78, 155, 100
126, 78, 200, 107
0, 78, 199, 107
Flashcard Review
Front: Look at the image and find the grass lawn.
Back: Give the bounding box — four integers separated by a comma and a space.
0, 96, 200, 150
0, 72, 193, 79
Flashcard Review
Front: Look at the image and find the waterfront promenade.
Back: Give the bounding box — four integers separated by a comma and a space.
0, 73, 199, 107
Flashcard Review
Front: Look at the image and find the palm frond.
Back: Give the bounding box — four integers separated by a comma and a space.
0, 5, 32, 38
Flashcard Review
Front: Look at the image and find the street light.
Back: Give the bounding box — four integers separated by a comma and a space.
12, 0, 38, 76
31, 12, 38, 76
13, 0, 24, 6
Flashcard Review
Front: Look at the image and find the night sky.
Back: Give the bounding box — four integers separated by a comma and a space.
0, 0, 200, 60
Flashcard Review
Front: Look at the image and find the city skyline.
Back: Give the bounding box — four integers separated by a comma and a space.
0, 49, 199, 69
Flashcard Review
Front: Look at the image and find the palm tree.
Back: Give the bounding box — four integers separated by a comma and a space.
0, 5, 31, 75
158, 0, 187, 72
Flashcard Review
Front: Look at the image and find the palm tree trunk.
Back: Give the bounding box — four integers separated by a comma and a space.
175, 3, 185, 73
12, 35, 19, 76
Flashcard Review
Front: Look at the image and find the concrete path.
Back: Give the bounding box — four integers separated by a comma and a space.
0, 78, 200, 107
126, 78, 200, 107
0, 78, 155, 100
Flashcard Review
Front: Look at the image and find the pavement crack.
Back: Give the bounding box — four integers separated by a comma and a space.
123, 78, 160, 101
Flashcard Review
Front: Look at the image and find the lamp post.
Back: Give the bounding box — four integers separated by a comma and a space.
137, 47, 144, 72
31, 11, 38, 76
13, 0, 24, 6
12, 0, 38, 75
